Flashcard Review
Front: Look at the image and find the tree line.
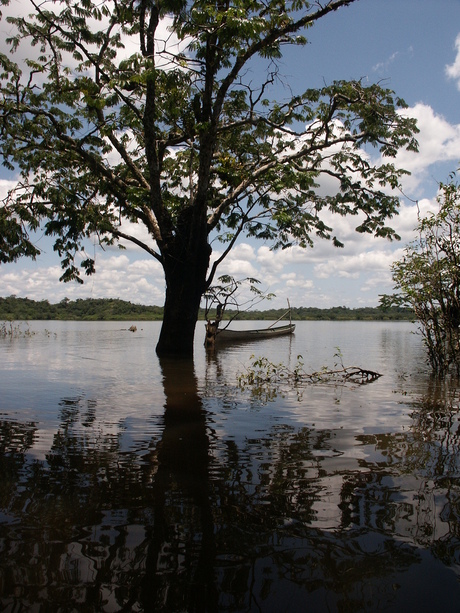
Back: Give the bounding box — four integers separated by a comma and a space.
0, 296, 413, 322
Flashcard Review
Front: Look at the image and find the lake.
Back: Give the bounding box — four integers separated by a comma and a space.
1, 320, 460, 612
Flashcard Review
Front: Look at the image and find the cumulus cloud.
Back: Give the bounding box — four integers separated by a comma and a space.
314, 249, 403, 280
210, 243, 258, 278
361, 271, 394, 292
1, 265, 63, 296
393, 104, 460, 192
255, 245, 286, 273
0, 253, 165, 305
285, 276, 314, 289
0, 179, 20, 199
391, 197, 438, 242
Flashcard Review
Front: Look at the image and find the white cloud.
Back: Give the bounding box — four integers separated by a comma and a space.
361, 271, 394, 292
373, 51, 400, 74
210, 243, 258, 278
285, 276, 314, 289
393, 104, 460, 192
0, 253, 165, 305
446, 33, 460, 90
255, 245, 286, 273
314, 249, 403, 280
372, 47, 413, 75
0, 179, 20, 199
101, 254, 130, 271
129, 259, 163, 275
0, 265, 64, 298
391, 197, 438, 242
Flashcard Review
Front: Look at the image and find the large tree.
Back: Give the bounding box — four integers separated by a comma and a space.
0, 0, 418, 357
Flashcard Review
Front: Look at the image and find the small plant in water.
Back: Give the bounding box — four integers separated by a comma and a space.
237, 354, 302, 403
0, 321, 35, 338
238, 355, 304, 385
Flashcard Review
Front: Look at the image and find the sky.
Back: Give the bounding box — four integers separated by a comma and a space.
1, 0, 460, 310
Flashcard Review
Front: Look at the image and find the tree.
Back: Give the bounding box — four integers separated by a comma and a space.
380, 174, 460, 375
0, 0, 418, 358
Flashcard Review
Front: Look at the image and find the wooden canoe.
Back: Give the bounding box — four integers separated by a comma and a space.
214, 322, 295, 343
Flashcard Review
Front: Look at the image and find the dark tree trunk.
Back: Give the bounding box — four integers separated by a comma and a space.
156, 278, 202, 358
155, 231, 211, 358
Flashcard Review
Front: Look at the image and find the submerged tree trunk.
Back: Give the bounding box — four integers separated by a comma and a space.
156, 232, 211, 358
156, 281, 202, 358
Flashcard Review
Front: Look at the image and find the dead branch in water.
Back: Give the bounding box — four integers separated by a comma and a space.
238, 355, 382, 392
308, 366, 382, 384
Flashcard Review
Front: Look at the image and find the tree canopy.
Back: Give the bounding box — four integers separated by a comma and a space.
0, 0, 419, 356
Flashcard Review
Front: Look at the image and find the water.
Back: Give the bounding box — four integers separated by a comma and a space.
1, 320, 460, 612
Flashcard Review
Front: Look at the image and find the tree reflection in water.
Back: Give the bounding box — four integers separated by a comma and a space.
138, 358, 218, 612
1, 362, 460, 611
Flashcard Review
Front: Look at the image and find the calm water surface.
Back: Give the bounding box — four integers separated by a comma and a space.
1, 320, 460, 612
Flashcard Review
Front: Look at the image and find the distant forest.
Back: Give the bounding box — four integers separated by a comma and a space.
0, 296, 414, 322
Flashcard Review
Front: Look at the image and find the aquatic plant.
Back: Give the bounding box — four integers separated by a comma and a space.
0, 320, 35, 338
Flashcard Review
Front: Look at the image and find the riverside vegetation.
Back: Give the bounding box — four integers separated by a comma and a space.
0, 296, 414, 322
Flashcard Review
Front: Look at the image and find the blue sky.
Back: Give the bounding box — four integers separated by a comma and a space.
1, 0, 460, 309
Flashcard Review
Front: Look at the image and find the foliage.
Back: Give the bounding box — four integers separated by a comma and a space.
380, 174, 460, 375
0, 0, 419, 355
239, 304, 414, 321
0, 295, 164, 320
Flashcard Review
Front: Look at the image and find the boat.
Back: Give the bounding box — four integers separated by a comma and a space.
214, 322, 295, 344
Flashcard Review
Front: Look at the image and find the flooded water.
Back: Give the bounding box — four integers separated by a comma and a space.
1, 320, 460, 612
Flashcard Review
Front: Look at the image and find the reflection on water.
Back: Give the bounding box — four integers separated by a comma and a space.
1, 321, 460, 611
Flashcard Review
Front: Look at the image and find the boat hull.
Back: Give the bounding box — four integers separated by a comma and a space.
215, 323, 295, 343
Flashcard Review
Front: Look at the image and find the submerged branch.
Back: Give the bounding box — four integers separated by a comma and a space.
238, 354, 382, 398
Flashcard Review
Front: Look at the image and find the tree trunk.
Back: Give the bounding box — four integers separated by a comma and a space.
155, 239, 211, 358
156, 282, 201, 358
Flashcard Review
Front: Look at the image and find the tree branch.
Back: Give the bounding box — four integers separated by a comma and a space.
111, 229, 162, 262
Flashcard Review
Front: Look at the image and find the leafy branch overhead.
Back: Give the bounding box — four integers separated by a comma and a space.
0, 1, 417, 276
